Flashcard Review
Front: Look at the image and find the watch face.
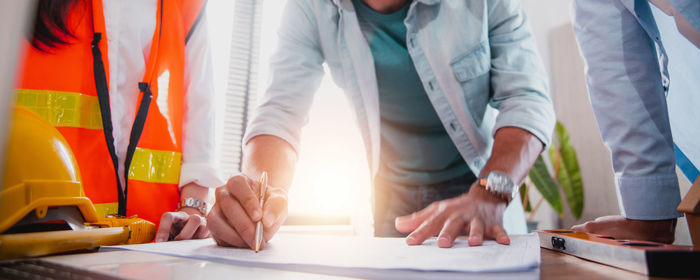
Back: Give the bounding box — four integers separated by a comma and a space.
181, 197, 206, 213
486, 171, 516, 194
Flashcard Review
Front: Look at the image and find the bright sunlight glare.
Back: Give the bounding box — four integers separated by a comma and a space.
207, 0, 373, 232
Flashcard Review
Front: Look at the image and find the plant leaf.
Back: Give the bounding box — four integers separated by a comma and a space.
520, 183, 531, 212
529, 155, 562, 214
553, 122, 584, 219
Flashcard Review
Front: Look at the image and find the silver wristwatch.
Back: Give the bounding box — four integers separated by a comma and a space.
479, 171, 518, 204
178, 197, 207, 215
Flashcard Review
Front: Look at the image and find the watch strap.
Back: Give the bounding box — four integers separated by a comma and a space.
177, 197, 207, 215
479, 171, 518, 204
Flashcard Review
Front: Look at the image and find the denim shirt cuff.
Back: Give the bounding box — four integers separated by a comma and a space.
493, 115, 553, 148
617, 174, 683, 220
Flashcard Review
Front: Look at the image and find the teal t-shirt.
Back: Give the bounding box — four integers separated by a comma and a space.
353, 0, 471, 185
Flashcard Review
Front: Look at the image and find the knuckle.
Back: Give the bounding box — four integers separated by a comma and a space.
189, 215, 203, 226
160, 212, 172, 221
190, 213, 203, 221
436, 201, 449, 214
215, 188, 227, 200
160, 212, 175, 224
410, 211, 421, 220
242, 196, 260, 210
228, 175, 249, 189
428, 201, 439, 211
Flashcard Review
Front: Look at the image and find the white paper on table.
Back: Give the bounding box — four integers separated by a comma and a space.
104, 233, 540, 274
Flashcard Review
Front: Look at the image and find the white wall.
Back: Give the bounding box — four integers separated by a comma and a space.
522, 0, 573, 78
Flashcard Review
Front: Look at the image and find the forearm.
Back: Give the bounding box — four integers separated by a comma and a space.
242, 135, 297, 190
480, 127, 544, 184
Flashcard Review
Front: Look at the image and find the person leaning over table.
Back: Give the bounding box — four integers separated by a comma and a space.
207, 0, 555, 249
570, 0, 699, 243
15, 0, 222, 242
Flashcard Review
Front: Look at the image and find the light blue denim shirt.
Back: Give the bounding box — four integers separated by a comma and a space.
571, 0, 700, 220
243, 0, 554, 231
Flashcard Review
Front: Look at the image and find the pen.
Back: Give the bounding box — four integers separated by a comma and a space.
254, 171, 268, 253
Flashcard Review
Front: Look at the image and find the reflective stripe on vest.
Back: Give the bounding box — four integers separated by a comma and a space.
94, 202, 119, 217
16, 90, 183, 185
128, 147, 182, 184
16, 89, 102, 130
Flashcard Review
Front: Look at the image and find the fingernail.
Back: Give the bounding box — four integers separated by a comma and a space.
406, 236, 417, 245
499, 236, 511, 244
263, 213, 274, 226
438, 237, 450, 248
252, 210, 261, 220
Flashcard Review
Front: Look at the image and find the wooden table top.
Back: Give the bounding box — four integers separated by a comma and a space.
541, 248, 689, 280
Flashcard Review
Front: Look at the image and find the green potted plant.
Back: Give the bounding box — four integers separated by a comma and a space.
520, 121, 584, 232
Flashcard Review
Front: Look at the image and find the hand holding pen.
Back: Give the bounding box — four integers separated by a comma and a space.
206, 172, 289, 249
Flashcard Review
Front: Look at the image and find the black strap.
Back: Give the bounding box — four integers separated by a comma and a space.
122, 83, 153, 205
185, 0, 208, 44
91, 33, 127, 215
91, 33, 153, 217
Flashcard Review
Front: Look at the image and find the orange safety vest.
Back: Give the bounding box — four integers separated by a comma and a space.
16, 0, 206, 229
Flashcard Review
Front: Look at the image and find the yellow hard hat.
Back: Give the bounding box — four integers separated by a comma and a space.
0, 106, 98, 233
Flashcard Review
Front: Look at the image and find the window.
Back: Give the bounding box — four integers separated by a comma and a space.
207, 0, 372, 235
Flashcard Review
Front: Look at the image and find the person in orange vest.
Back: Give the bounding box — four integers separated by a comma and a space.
15, 0, 222, 242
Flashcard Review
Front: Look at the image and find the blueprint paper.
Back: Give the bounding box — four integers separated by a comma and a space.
104, 233, 540, 273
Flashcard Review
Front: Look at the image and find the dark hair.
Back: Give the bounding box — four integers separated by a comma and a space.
31, 0, 79, 52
